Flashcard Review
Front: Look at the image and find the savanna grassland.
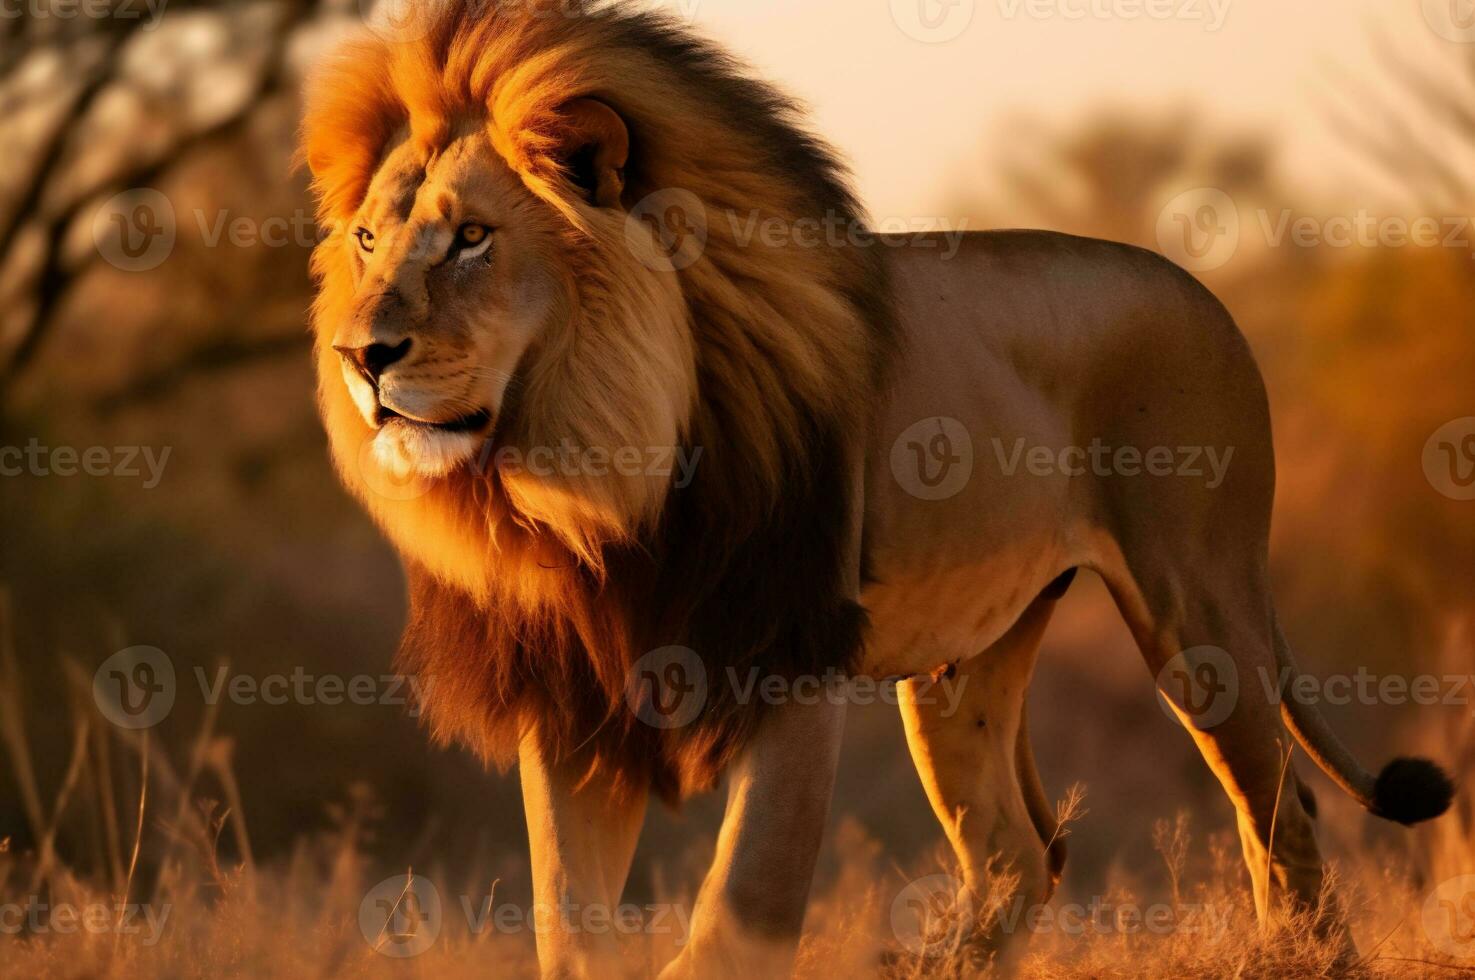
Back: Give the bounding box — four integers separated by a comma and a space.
1, 609, 1472, 977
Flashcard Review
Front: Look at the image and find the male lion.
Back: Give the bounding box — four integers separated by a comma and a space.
302, 2, 1455, 975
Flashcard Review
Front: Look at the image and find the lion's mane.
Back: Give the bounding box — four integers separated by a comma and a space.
303, 0, 898, 800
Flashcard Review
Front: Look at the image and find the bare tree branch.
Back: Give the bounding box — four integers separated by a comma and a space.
95, 326, 308, 412
0, 0, 324, 395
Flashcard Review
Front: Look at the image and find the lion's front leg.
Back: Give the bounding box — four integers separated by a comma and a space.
659, 696, 848, 980
519, 734, 649, 980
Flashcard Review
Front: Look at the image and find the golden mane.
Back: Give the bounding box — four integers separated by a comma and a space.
303, 0, 897, 800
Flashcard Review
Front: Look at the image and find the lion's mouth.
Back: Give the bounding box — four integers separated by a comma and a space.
376, 405, 493, 434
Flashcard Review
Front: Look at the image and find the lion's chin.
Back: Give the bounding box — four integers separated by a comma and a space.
371, 422, 483, 480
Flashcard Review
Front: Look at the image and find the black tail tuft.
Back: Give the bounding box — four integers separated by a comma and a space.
1370, 757, 1456, 826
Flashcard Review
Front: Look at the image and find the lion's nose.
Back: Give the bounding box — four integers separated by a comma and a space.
333, 338, 412, 386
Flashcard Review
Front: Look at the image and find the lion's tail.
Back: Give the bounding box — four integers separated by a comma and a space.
1273, 614, 1455, 825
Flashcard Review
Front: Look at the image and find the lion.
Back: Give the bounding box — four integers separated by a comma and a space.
302, 2, 1455, 976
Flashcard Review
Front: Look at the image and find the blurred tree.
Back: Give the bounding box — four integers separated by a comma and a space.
0, 0, 343, 397
956, 108, 1274, 251
1323, 29, 1475, 215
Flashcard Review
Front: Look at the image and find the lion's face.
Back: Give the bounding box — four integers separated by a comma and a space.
304, 9, 881, 589
326, 127, 564, 479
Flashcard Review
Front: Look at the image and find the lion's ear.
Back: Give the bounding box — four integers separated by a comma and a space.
554, 98, 630, 209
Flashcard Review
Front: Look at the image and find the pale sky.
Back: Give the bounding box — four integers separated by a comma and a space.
645, 0, 1467, 218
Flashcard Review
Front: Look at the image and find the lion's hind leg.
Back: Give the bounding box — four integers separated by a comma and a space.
1095, 549, 1347, 947
897, 590, 1065, 967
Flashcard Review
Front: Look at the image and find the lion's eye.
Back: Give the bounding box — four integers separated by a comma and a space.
355, 228, 376, 254
451, 222, 494, 260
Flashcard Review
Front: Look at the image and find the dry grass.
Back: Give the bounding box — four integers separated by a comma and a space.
2, 603, 1471, 979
